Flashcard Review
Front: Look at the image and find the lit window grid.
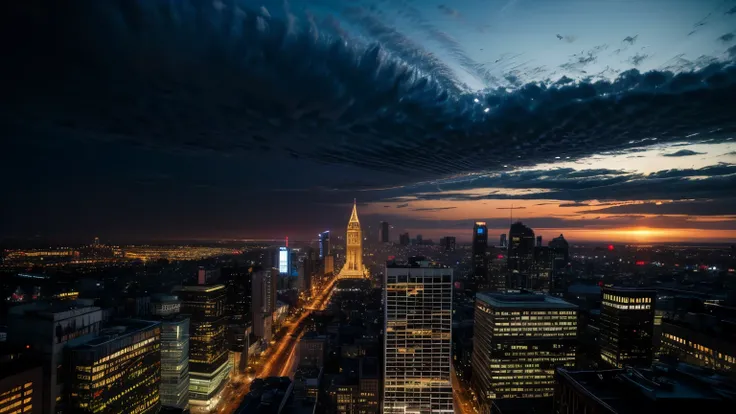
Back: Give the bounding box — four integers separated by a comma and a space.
599, 290, 655, 368
383, 269, 454, 414
70, 329, 161, 414
661, 332, 736, 371
0, 381, 34, 414
472, 300, 577, 402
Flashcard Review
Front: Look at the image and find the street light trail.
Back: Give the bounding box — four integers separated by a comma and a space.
218, 275, 339, 414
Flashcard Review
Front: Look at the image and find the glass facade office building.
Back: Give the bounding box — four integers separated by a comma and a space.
383, 259, 453, 414
68, 320, 161, 414
472, 292, 577, 410
177, 285, 230, 412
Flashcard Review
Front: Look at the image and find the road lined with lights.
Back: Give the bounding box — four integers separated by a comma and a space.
219, 275, 339, 414
452, 365, 478, 414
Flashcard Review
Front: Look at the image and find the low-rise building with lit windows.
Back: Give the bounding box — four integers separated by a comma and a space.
660, 313, 736, 372
599, 287, 656, 368
67, 320, 162, 413
471, 292, 578, 412
0, 346, 42, 414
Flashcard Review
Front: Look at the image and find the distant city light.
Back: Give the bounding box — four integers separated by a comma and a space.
474, 98, 480, 103
483, 108, 490, 113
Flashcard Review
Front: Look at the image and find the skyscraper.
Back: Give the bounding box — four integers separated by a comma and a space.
177, 285, 230, 412
150, 295, 191, 410
319, 231, 331, 259
472, 221, 489, 288
383, 258, 453, 414
68, 320, 162, 414
599, 287, 656, 368
339, 200, 364, 279
252, 269, 278, 341
499, 234, 507, 248
472, 292, 577, 412
379, 221, 390, 243
507, 221, 535, 289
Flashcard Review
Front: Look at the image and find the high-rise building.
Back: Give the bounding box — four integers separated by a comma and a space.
8, 301, 103, 413
319, 231, 331, 259
339, 200, 364, 279
221, 266, 253, 324
499, 234, 507, 248
399, 233, 410, 246
177, 285, 230, 412
151, 295, 191, 410
536, 235, 543, 247
548, 234, 570, 296
383, 258, 453, 414
416, 234, 423, 245
0, 347, 42, 414
507, 221, 535, 289
443, 236, 456, 252
472, 221, 489, 288
599, 287, 656, 368
379, 221, 390, 243
472, 292, 577, 411
68, 320, 162, 413
251, 269, 278, 341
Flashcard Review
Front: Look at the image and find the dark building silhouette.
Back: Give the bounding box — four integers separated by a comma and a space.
379, 221, 390, 243
472, 221, 489, 288
507, 221, 535, 289
549, 234, 570, 296
399, 233, 410, 246
442, 236, 456, 252
600, 287, 656, 368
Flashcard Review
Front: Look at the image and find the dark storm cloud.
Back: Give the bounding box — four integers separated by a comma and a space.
3, 0, 736, 187
391, 164, 736, 204
586, 199, 736, 216
662, 149, 706, 157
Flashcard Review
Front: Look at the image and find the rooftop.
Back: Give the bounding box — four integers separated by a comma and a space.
477, 292, 578, 309
176, 284, 226, 293
71, 319, 160, 348
603, 286, 657, 295
386, 256, 450, 269
557, 362, 736, 414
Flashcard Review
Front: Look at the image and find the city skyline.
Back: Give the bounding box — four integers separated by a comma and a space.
2, 0, 736, 243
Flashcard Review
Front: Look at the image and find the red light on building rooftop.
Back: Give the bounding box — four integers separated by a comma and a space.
607, 244, 614, 251
635, 260, 645, 266
497, 254, 505, 259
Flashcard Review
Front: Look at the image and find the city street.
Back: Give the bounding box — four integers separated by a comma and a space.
218, 275, 339, 413
452, 365, 478, 414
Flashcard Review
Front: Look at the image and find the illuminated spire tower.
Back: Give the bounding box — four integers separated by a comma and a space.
339, 199, 364, 279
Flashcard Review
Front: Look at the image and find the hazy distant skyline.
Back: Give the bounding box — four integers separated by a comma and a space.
2, 0, 736, 243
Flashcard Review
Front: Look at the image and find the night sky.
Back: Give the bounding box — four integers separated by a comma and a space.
2, 0, 736, 243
